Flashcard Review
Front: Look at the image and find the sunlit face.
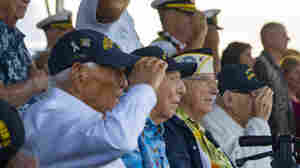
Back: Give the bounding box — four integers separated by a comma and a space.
286, 64, 300, 98
273, 26, 290, 54
164, 9, 194, 42
184, 73, 218, 120
96, 0, 130, 23
239, 47, 254, 67
153, 71, 186, 122
73, 63, 128, 112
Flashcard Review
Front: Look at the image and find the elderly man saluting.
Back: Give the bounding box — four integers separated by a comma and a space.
21, 29, 168, 168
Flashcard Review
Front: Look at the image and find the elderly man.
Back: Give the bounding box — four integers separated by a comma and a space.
201, 64, 273, 168
150, 0, 208, 57
34, 9, 74, 73
260, 22, 290, 65
121, 44, 197, 168
76, 0, 142, 53
0, 0, 48, 108
164, 49, 234, 168
21, 29, 168, 168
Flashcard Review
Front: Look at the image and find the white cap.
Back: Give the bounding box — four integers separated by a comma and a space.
37, 9, 72, 30
175, 49, 214, 74
151, 0, 196, 9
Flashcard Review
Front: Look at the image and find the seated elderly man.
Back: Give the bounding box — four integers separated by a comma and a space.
151, 0, 208, 57
21, 29, 168, 168
121, 45, 197, 167
201, 64, 273, 168
163, 49, 235, 168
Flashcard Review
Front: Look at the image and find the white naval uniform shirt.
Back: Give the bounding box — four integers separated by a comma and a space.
201, 104, 272, 168
21, 84, 157, 168
76, 0, 143, 53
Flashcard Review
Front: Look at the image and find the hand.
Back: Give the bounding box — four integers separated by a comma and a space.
252, 87, 274, 120
188, 10, 208, 48
6, 152, 39, 168
128, 57, 168, 92
30, 68, 48, 94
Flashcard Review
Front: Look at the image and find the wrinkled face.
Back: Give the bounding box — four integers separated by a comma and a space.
72, 63, 128, 112
239, 47, 254, 67
184, 73, 218, 119
154, 71, 186, 122
97, 0, 130, 23
286, 64, 300, 98
272, 26, 290, 54
164, 9, 193, 41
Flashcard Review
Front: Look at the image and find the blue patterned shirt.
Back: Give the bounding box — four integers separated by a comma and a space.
0, 21, 32, 85
0, 21, 40, 112
122, 118, 170, 168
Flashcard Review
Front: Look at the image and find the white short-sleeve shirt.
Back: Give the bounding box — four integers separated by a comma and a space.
76, 0, 143, 53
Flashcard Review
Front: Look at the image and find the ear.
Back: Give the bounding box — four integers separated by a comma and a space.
223, 90, 234, 109
70, 63, 89, 93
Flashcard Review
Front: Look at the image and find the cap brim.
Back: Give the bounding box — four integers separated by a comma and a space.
167, 62, 197, 78
98, 48, 141, 69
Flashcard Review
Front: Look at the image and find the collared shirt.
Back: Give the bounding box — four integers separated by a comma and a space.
122, 118, 170, 168
177, 109, 233, 168
151, 31, 186, 57
22, 84, 157, 168
76, 0, 143, 53
0, 21, 32, 85
201, 104, 272, 168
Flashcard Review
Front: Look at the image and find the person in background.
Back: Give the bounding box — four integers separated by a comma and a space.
122, 47, 197, 168
21, 30, 167, 168
0, 0, 48, 109
34, 9, 74, 73
260, 22, 290, 65
76, 0, 142, 53
280, 55, 300, 163
201, 64, 273, 168
151, 0, 208, 57
164, 49, 235, 168
203, 9, 223, 73
221, 42, 254, 67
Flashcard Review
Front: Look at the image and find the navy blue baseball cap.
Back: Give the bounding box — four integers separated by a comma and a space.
49, 29, 141, 75
217, 64, 266, 95
0, 100, 25, 166
131, 46, 197, 78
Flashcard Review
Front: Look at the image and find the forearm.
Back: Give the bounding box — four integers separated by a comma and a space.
0, 80, 36, 107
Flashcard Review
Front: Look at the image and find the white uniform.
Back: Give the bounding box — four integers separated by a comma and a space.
201, 104, 272, 168
76, 0, 143, 53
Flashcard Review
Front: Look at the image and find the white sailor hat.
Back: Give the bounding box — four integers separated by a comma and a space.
204, 9, 223, 30
174, 48, 214, 74
151, 0, 197, 13
37, 9, 73, 30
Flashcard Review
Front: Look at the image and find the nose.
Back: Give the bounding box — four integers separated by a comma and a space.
177, 79, 186, 96
209, 80, 219, 95
119, 70, 128, 90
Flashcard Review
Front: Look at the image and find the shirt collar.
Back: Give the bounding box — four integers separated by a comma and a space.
46, 87, 102, 118
176, 108, 205, 132
145, 118, 165, 135
209, 104, 244, 134
159, 31, 186, 51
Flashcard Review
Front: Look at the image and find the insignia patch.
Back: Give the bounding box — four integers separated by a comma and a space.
71, 41, 80, 53
103, 37, 113, 50
0, 120, 11, 149
80, 38, 91, 48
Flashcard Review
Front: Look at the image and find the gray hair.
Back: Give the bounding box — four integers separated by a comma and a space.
51, 62, 98, 88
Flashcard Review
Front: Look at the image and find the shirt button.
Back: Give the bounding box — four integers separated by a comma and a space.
193, 146, 197, 150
